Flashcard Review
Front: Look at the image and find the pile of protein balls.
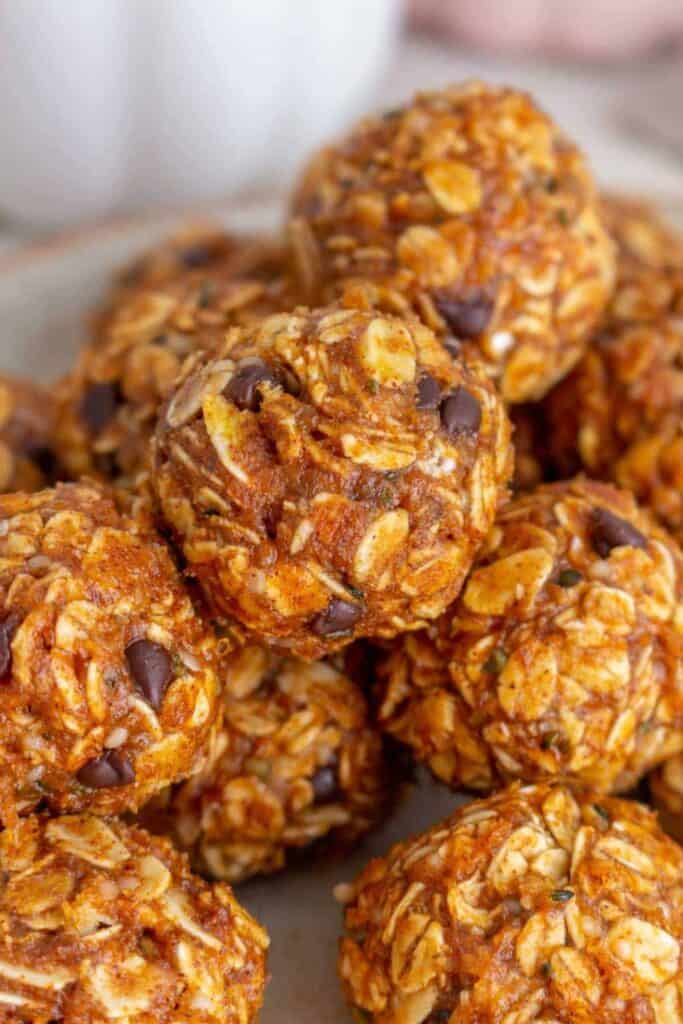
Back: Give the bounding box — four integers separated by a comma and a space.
0, 81, 682, 1024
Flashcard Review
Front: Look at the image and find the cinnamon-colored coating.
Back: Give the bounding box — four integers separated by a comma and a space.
0, 813, 268, 1023
152, 305, 512, 658
377, 478, 683, 794
142, 645, 397, 882
291, 81, 615, 403
544, 195, 683, 543
55, 231, 302, 488
0, 482, 220, 824
338, 782, 683, 1024
0, 374, 59, 493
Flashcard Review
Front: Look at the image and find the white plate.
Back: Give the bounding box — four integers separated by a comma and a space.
0, 197, 681, 1023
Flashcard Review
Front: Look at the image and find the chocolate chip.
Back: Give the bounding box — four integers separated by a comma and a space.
442, 337, 462, 359
0, 612, 20, 678
440, 388, 481, 437
224, 359, 282, 412
591, 508, 648, 558
180, 243, 215, 269
311, 598, 362, 637
27, 445, 58, 478
78, 381, 121, 434
433, 290, 494, 339
416, 373, 441, 410
93, 451, 120, 479
77, 750, 135, 789
125, 638, 173, 711
311, 763, 340, 804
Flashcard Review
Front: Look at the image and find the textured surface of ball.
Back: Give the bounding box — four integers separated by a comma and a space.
153, 305, 512, 657
544, 196, 683, 543
377, 478, 683, 793
338, 782, 683, 1024
142, 644, 396, 882
291, 82, 614, 402
0, 813, 268, 1023
56, 232, 301, 488
0, 373, 59, 494
0, 482, 220, 823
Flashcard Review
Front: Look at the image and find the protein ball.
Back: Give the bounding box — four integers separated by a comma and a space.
152, 306, 513, 658
290, 81, 615, 403
55, 233, 302, 488
0, 373, 59, 493
544, 195, 683, 543
376, 478, 683, 793
141, 644, 397, 882
0, 481, 220, 824
338, 782, 683, 1024
0, 813, 268, 1023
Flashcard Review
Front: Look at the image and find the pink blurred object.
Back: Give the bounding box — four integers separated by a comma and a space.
409, 0, 683, 58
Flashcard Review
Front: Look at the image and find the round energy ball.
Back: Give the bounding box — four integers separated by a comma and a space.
544, 196, 683, 544
92, 227, 299, 341
142, 644, 397, 882
55, 233, 301, 488
338, 782, 683, 1024
0, 373, 59, 494
376, 478, 683, 793
0, 482, 220, 824
0, 813, 268, 1023
152, 305, 513, 658
290, 81, 615, 403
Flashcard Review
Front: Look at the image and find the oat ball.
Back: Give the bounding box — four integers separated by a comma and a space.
0, 482, 220, 825
55, 233, 301, 488
376, 478, 683, 794
0, 374, 59, 494
338, 782, 683, 1024
290, 81, 615, 403
0, 813, 268, 1023
142, 644, 396, 882
544, 196, 683, 543
152, 305, 512, 658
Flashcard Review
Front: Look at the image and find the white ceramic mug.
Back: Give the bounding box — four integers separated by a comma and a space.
0, 0, 399, 228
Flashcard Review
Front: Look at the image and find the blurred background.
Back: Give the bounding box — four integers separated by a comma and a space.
0, 0, 682, 238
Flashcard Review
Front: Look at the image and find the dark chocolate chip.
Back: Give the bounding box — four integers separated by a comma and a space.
78, 381, 121, 435
125, 638, 174, 710
416, 373, 441, 410
442, 337, 462, 359
225, 359, 282, 412
440, 388, 481, 437
591, 508, 648, 558
180, 244, 215, 269
27, 445, 58, 478
311, 763, 340, 804
311, 598, 362, 637
0, 612, 21, 678
433, 290, 494, 339
76, 750, 135, 789
93, 451, 120, 480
